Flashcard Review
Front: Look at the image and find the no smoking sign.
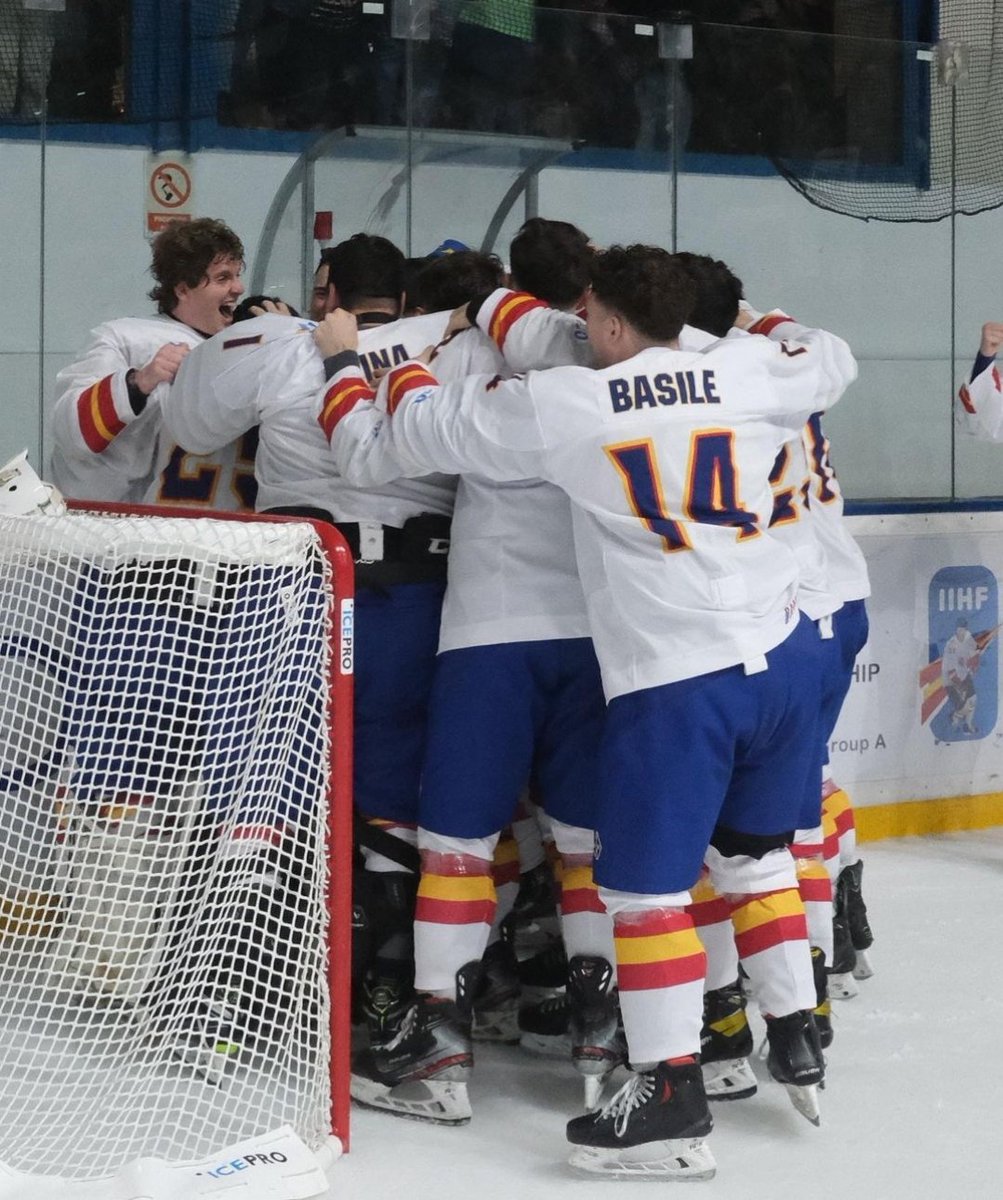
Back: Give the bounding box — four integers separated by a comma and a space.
145, 152, 195, 234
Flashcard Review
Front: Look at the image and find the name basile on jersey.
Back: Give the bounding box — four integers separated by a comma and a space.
608, 368, 720, 412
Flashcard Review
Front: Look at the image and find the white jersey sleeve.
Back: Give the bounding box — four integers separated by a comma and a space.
746, 311, 858, 417
323, 322, 505, 489
49, 316, 203, 502
743, 311, 868, 603
474, 288, 594, 370
957, 358, 1003, 441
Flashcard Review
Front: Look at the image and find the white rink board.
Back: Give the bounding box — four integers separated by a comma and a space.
831, 510, 1003, 806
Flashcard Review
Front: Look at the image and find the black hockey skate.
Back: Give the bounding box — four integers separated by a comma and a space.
828, 904, 859, 999
501, 861, 561, 958
515, 938, 568, 993
837, 860, 874, 979
350, 962, 479, 1125
518, 992, 571, 1058
700, 980, 757, 1101
172, 990, 246, 1085
810, 948, 833, 1048
765, 1010, 825, 1125
360, 965, 414, 1049
567, 955, 628, 1110
472, 940, 521, 1043
566, 1058, 716, 1179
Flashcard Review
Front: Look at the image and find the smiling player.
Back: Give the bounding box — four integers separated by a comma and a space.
50, 218, 248, 507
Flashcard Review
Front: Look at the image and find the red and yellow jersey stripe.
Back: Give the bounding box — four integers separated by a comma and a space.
76, 375, 126, 452
318, 376, 374, 442
487, 291, 548, 352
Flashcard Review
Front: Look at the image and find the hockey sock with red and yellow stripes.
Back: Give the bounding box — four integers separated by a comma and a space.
549, 818, 615, 963
705, 844, 816, 1016
413, 832, 499, 998
729, 888, 815, 1016
790, 829, 835, 964
687, 868, 739, 991
611, 906, 706, 1064
823, 777, 859, 869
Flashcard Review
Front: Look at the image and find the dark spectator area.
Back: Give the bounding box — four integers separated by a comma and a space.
0, 0, 934, 166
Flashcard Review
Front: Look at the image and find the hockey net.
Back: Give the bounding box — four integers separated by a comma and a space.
0, 503, 353, 1195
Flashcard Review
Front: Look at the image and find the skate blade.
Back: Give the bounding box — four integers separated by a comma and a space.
350, 1073, 471, 1125
784, 1082, 821, 1126
852, 949, 874, 980
702, 1057, 758, 1102
569, 1137, 716, 1180
827, 971, 859, 1000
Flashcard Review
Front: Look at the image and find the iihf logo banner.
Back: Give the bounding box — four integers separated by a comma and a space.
921, 565, 999, 743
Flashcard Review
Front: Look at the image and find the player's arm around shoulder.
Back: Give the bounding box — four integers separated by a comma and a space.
312, 310, 411, 486
472, 287, 592, 371
376, 356, 551, 484
159, 338, 247, 457
743, 304, 857, 413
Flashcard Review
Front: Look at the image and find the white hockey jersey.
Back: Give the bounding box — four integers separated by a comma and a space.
942, 628, 979, 685
745, 313, 869, 606
164, 311, 462, 525
325, 326, 857, 699
329, 320, 591, 652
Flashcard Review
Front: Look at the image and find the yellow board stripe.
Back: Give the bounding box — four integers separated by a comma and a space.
857, 793, 1003, 841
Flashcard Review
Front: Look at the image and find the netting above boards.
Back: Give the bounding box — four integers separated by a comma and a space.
768, 37, 1003, 223
683, 6, 1003, 225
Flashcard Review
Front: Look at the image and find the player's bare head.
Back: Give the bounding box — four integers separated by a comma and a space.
409, 250, 505, 313
590, 245, 696, 345
509, 218, 593, 310
673, 252, 744, 338
320, 234, 406, 314
148, 218, 245, 316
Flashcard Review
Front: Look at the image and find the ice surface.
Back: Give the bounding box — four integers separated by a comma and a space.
325, 832, 1003, 1199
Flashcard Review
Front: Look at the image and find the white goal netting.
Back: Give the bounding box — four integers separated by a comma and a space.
0, 507, 351, 1192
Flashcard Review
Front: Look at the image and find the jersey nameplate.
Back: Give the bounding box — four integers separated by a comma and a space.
608, 370, 720, 413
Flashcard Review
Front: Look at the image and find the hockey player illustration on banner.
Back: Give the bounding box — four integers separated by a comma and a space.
943, 619, 979, 735
921, 565, 999, 744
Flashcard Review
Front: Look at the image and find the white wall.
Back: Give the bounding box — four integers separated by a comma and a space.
3, 133, 1003, 499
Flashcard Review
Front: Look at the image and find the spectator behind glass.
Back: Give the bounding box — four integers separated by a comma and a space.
223, 0, 374, 131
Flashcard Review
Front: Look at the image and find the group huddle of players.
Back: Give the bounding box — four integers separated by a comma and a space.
48, 214, 876, 1181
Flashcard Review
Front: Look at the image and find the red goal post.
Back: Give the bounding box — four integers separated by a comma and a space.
0, 500, 354, 1192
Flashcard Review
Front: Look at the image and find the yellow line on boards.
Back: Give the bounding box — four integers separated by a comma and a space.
856, 793, 1003, 842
